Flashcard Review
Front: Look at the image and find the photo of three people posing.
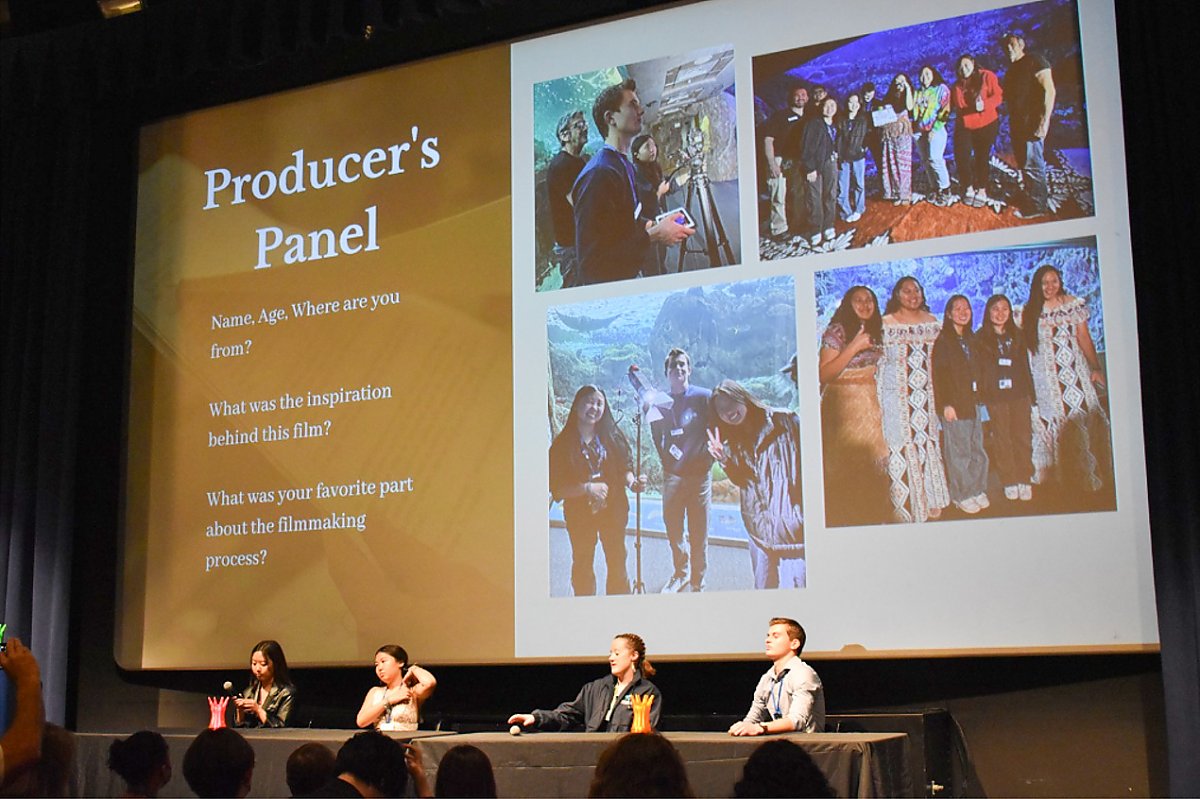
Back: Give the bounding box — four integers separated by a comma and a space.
548, 347, 806, 596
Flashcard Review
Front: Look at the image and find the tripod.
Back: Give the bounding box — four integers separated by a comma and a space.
677, 151, 734, 270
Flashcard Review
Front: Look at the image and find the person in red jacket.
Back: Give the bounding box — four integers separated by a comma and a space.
951, 53, 1003, 207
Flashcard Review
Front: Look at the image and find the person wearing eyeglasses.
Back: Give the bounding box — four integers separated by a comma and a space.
547, 109, 589, 288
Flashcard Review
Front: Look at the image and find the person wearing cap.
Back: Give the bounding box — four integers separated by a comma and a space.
1000, 29, 1056, 219
547, 110, 588, 288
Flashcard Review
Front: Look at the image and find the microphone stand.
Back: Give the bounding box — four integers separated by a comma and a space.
632, 400, 646, 594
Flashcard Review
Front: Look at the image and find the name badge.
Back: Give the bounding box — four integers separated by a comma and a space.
669, 444, 684, 460
998, 357, 1012, 366
671, 427, 684, 437
998, 379, 1013, 390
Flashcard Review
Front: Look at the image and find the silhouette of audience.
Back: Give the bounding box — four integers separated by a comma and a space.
433, 744, 496, 798
286, 742, 336, 797
301, 730, 407, 798
588, 733, 694, 798
108, 730, 171, 798
733, 738, 836, 798
182, 728, 255, 798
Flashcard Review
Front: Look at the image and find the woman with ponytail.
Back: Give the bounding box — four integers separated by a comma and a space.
507, 633, 662, 732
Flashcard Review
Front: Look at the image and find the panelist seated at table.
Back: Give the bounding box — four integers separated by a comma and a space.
729, 617, 825, 736
355, 645, 437, 732
234, 639, 296, 728
507, 633, 662, 733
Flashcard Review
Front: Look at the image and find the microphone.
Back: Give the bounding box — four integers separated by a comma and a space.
223, 680, 237, 699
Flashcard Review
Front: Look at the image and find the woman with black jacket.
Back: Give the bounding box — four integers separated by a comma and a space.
548, 385, 644, 596
932, 295, 990, 514
837, 92, 870, 223
976, 294, 1036, 502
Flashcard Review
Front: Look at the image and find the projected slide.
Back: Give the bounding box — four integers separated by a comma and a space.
815, 239, 1113, 526
531, 45, 741, 291
752, 0, 1093, 262
123, 0, 1154, 670
544, 276, 802, 597
123, 47, 516, 668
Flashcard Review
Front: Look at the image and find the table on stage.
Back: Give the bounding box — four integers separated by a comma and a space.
72, 728, 911, 797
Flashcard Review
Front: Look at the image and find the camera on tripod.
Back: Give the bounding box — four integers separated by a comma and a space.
669, 115, 734, 268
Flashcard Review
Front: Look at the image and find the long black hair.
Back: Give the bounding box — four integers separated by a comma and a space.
887, 72, 912, 112
883, 275, 930, 316
956, 53, 984, 93
919, 63, 948, 87
108, 731, 170, 793
828, 285, 882, 345
376, 644, 409, 678
251, 639, 292, 687
937, 294, 974, 343
1023, 264, 1065, 353
555, 384, 631, 462
977, 294, 1020, 342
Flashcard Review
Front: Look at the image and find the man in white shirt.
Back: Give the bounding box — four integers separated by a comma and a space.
729, 617, 825, 735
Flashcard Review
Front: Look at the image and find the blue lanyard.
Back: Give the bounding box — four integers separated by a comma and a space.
771, 669, 789, 718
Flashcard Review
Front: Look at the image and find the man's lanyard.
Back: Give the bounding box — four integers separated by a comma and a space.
771, 669, 790, 719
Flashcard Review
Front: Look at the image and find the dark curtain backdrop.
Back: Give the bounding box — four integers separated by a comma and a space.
1, 1, 1196, 794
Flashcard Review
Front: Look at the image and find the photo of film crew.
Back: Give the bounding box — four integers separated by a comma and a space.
545, 276, 803, 596
532, 45, 742, 291
752, 0, 1092, 259
814, 238, 1114, 528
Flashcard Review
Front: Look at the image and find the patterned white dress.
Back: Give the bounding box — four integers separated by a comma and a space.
372, 686, 420, 732
876, 320, 950, 522
1028, 297, 1111, 490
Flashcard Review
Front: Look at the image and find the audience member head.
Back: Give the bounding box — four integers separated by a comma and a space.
587, 733, 694, 798
733, 739, 836, 798
286, 742, 336, 797
108, 730, 171, 798
182, 728, 254, 798
0, 723, 76, 798
333, 730, 408, 798
433, 744, 497, 798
